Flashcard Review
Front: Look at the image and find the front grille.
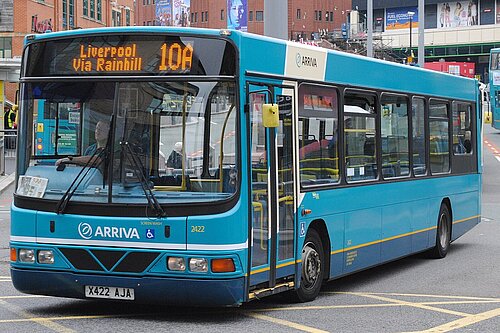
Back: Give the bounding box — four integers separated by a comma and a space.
114, 252, 161, 273
91, 250, 126, 270
60, 248, 104, 271
59, 248, 160, 273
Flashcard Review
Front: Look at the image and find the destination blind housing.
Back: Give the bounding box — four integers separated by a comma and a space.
24, 34, 236, 77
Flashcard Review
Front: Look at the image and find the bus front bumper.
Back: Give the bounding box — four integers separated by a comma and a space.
11, 268, 245, 307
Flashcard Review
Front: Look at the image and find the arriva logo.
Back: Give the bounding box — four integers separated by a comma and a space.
78, 222, 93, 239
295, 52, 318, 68
78, 222, 140, 240
295, 53, 302, 67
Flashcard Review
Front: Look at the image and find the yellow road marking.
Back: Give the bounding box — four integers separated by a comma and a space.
0, 311, 330, 333
0, 314, 137, 324
253, 303, 402, 312
328, 291, 500, 301
421, 300, 500, 306
408, 307, 500, 333
245, 312, 329, 333
254, 300, 500, 313
338, 292, 471, 317
0, 299, 75, 333
0, 295, 48, 299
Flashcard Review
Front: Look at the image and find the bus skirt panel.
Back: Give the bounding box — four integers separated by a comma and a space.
11, 268, 245, 307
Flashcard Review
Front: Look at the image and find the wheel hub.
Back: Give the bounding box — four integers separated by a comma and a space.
439, 213, 450, 248
302, 244, 321, 288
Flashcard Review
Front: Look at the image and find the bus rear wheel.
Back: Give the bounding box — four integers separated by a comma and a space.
294, 229, 324, 302
429, 203, 451, 259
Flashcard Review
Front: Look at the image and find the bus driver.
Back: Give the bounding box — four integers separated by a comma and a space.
56, 120, 110, 166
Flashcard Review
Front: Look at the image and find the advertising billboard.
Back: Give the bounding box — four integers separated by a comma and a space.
227, 0, 247, 31
386, 7, 418, 30
437, 2, 478, 28
172, 0, 190, 27
156, 0, 190, 26
156, 0, 172, 26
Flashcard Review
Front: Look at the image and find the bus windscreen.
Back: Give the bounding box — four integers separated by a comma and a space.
24, 34, 236, 77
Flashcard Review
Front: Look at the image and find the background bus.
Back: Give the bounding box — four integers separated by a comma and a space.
11, 27, 481, 306
489, 48, 500, 129
34, 101, 81, 157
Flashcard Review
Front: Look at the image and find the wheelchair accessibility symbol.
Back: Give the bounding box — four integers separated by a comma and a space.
146, 229, 155, 239
300, 222, 306, 237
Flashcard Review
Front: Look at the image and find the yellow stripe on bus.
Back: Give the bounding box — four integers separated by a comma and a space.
250, 260, 296, 275
331, 215, 480, 255
249, 215, 480, 273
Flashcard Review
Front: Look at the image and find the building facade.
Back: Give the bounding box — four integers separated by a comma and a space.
352, 0, 500, 81
0, 0, 135, 102
137, 0, 352, 41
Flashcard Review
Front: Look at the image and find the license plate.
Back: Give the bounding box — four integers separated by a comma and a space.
85, 285, 135, 300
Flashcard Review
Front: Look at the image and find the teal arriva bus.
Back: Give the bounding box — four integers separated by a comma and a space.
489, 48, 500, 129
11, 27, 481, 306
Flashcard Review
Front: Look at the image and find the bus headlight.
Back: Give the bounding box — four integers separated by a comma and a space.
38, 250, 54, 264
189, 258, 208, 272
167, 257, 186, 271
19, 249, 35, 263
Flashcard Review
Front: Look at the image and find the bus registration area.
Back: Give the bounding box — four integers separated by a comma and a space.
85, 285, 135, 301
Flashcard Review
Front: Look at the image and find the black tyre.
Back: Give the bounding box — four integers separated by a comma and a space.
429, 203, 452, 259
294, 228, 324, 302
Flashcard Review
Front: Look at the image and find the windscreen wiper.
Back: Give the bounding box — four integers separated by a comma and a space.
55, 147, 107, 215
121, 141, 166, 218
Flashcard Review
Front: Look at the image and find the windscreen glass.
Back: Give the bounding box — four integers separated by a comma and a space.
18, 80, 238, 206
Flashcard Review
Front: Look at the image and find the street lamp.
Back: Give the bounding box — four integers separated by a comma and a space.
408, 11, 415, 64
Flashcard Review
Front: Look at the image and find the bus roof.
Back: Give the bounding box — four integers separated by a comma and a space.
24, 26, 477, 101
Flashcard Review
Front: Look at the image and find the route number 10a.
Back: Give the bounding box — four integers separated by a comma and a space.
159, 43, 193, 72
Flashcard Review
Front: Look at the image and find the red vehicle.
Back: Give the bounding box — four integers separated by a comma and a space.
424, 61, 475, 78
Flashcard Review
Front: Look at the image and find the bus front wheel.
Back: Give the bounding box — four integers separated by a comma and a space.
295, 228, 324, 302
429, 203, 451, 259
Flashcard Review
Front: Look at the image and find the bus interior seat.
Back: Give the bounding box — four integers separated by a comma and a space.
151, 174, 191, 189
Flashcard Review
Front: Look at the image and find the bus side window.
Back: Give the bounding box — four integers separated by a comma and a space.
298, 84, 340, 186
452, 102, 473, 155
344, 90, 377, 182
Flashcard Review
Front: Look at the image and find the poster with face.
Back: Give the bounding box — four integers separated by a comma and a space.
155, 0, 172, 26
437, 2, 478, 28
172, 0, 190, 27
227, 0, 248, 32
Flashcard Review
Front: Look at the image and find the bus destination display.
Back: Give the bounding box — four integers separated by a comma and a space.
25, 35, 236, 77
72, 42, 193, 73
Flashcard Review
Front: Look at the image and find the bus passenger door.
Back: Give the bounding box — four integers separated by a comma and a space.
247, 83, 297, 297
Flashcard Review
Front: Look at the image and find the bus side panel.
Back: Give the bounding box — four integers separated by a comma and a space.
411, 200, 430, 253
450, 193, 481, 241
324, 214, 345, 278
381, 203, 412, 262
343, 208, 382, 274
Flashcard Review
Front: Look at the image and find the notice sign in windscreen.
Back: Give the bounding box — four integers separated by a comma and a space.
25, 34, 236, 77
